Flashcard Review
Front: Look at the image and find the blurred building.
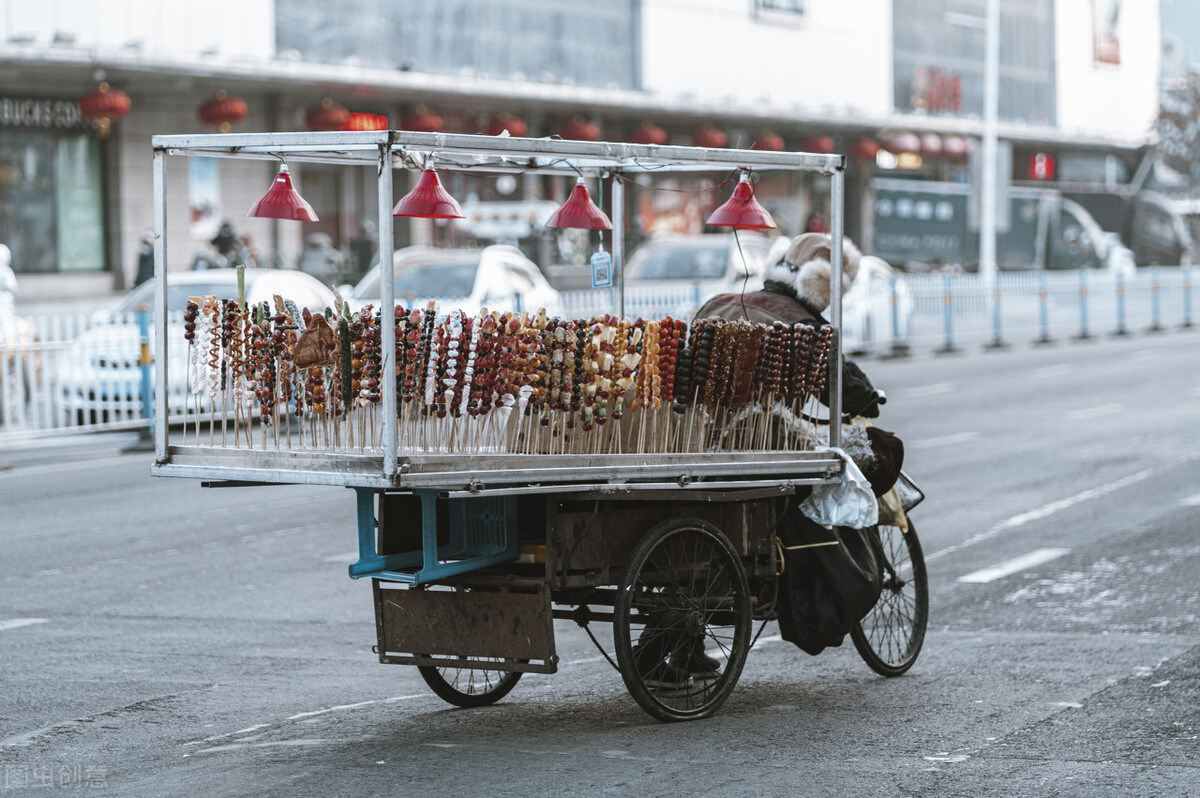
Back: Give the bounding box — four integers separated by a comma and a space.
0, 0, 1160, 298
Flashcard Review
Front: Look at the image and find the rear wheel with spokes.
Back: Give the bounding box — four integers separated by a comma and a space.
850, 521, 928, 676
613, 518, 752, 722
418, 659, 523, 708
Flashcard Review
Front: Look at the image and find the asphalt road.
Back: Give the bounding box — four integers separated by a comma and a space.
1, 329, 1199, 796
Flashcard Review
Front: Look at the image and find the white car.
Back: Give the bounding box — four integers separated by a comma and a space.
842, 255, 914, 352
349, 245, 561, 317
623, 232, 773, 298
58, 269, 337, 425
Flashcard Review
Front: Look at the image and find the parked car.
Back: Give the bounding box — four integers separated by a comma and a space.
842, 254, 914, 352
59, 269, 338, 425
349, 245, 561, 316
623, 232, 773, 297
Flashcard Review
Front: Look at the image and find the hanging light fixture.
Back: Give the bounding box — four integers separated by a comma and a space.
752, 130, 785, 151
245, 163, 319, 222
544, 178, 612, 230
306, 98, 350, 131
78, 82, 131, 139
486, 112, 528, 137
392, 169, 465, 219
198, 90, 248, 133
400, 105, 444, 133
629, 120, 668, 146
705, 171, 775, 230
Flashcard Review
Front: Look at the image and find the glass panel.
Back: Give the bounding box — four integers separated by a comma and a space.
0, 132, 57, 274
55, 134, 105, 272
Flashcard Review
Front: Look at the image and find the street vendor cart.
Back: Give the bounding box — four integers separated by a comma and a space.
149, 130, 928, 721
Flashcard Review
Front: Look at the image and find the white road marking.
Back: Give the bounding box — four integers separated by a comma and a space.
1067, 403, 1123, 421
183, 694, 427, 748
958, 548, 1070, 583
1183, 493, 1200, 507
0, 618, 47, 632
1152, 680, 1171, 688
321, 552, 359, 563
927, 468, 1153, 563
910, 431, 980, 450
902, 382, 955, 399
0, 455, 146, 479
1052, 702, 1082, 709
1031, 365, 1072, 378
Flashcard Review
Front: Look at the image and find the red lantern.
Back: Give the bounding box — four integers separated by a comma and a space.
78, 82, 131, 139
919, 133, 943, 158
691, 124, 728, 149
558, 115, 599, 141
198, 90, 248, 133
341, 113, 389, 131
849, 138, 880, 160
306, 98, 350, 131
800, 136, 836, 154
941, 135, 970, 159
752, 130, 785, 151
882, 131, 921, 154
630, 120, 668, 146
400, 105, 443, 133
486, 112, 528, 137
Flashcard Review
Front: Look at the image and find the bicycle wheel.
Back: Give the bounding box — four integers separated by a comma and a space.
850, 521, 928, 676
418, 659, 522, 708
613, 518, 752, 722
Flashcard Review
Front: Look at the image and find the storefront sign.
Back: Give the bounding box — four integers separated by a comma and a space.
0, 97, 87, 130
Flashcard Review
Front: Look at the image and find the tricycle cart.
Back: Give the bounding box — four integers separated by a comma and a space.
149, 131, 928, 721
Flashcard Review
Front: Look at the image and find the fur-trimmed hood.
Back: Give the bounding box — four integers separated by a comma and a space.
761, 233, 862, 312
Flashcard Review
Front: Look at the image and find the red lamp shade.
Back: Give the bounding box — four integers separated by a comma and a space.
306, 98, 350, 131
706, 172, 775, 230
78, 82, 131, 139
341, 113, 389, 131
486, 112, 528, 137
400, 105, 443, 133
691, 124, 728, 149
545, 179, 612, 230
630, 120, 668, 146
800, 136, 836, 154
392, 169, 465, 219
559, 115, 599, 141
849, 138, 881, 161
245, 164, 318, 222
198, 91, 248, 133
752, 130, 785, 151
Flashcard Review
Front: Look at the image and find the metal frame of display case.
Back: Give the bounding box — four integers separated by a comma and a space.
148, 130, 848, 493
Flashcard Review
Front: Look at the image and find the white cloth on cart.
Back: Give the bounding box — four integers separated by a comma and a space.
799, 447, 879, 529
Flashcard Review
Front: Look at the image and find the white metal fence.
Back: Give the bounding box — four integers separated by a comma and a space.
1, 267, 1193, 442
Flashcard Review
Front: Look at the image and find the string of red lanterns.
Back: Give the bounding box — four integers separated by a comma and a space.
629, 120, 668, 146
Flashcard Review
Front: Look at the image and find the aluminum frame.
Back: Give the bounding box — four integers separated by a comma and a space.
149, 130, 848, 491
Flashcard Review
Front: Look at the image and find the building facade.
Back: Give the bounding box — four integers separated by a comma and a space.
0, 0, 1160, 299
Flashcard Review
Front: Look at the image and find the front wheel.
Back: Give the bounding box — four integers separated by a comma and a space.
613, 518, 752, 722
418, 660, 522, 708
850, 521, 928, 676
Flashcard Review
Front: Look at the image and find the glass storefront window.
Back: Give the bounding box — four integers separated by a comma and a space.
0, 130, 104, 274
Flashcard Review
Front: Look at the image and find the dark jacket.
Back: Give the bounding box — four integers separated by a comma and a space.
695, 280, 881, 417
